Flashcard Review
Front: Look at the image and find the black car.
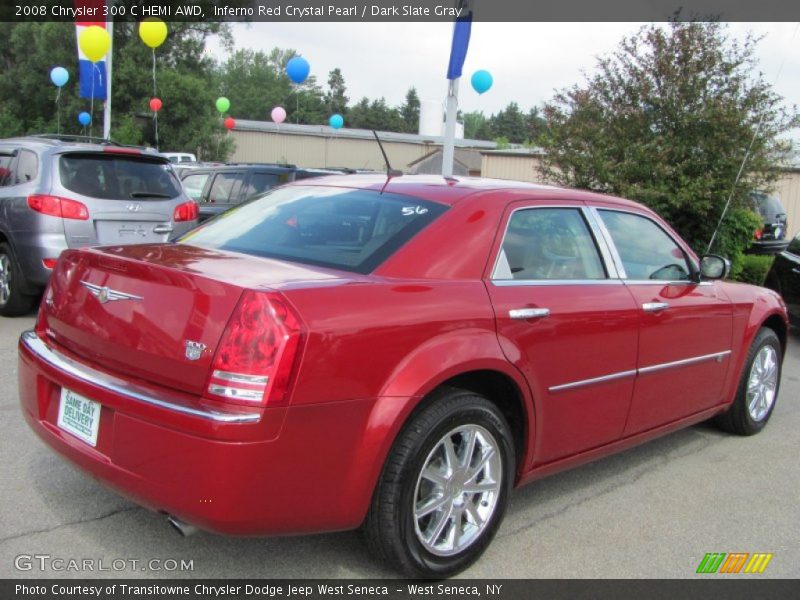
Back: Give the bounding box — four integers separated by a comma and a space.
748, 192, 789, 254
765, 232, 800, 326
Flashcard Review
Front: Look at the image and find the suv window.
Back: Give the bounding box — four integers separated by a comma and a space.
0, 151, 16, 186
180, 185, 448, 274
207, 172, 243, 204
59, 154, 181, 200
493, 208, 606, 280
182, 172, 210, 201
14, 150, 38, 185
751, 192, 786, 221
242, 172, 291, 198
599, 210, 691, 281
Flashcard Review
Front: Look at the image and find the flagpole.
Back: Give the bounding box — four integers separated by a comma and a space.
103, 17, 113, 140
442, 78, 458, 177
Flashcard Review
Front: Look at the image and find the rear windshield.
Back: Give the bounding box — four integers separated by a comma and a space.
751, 193, 785, 220
59, 154, 182, 200
179, 185, 448, 273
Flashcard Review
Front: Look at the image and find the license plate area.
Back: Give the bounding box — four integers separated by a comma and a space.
95, 220, 166, 244
57, 388, 101, 447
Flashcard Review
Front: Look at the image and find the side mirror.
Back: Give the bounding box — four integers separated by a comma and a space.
699, 254, 731, 280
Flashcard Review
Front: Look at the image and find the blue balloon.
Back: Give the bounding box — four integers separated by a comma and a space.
50, 66, 69, 87
286, 56, 310, 84
471, 70, 493, 95
78, 112, 91, 126
329, 114, 344, 129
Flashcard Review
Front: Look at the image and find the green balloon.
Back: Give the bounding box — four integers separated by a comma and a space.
216, 97, 230, 114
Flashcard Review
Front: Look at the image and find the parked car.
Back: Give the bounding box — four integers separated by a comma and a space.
748, 191, 789, 254
162, 152, 198, 164
765, 231, 800, 325
19, 175, 788, 577
0, 135, 198, 316
180, 163, 297, 222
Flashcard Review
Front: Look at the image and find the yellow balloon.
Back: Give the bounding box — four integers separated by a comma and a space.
79, 26, 111, 63
139, 19, 168, 49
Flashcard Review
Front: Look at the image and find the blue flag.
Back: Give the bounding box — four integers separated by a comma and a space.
446, 1, 473, 80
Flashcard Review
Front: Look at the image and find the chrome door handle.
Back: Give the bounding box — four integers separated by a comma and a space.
509, 308, 550, 320
153, 225, 174, 234
642, 302, 669, 313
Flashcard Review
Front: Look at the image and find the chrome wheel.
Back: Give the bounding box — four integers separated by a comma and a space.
747, 345, 778, 422
413, 424, 503, 557
0, 253, 11, 306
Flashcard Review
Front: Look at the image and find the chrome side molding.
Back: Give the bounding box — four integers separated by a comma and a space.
19, 331, 261, 424
549, 350, 732, 393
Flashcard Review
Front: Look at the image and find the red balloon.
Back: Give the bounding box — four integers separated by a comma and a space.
149, 98, 162, 112
224, 117, 235, 130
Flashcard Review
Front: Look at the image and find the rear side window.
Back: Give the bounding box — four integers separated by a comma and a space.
179, 186, 448, 273
182, 172, 210, 201
14, 150, 38, 184
59, 154, 182, 200
207, 172, 244, 204
493, 208, 606, 280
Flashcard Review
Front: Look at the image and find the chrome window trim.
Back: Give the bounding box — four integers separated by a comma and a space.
548, 350, 731, 393
493, 279, 623, 287
586, 206, 628, 279
489, 204, 617, 284
624, 279, 714, 287
20, 331, 261, 424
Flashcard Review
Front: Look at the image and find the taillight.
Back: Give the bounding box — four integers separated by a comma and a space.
42, 258, 58, 269
173, 201, 199, 222
754, 228, 763, 240
28, 195, 89, 220
206, 292, 302, 407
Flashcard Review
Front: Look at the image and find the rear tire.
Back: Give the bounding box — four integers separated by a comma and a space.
715, 328, 782, 436
364, 388, 514, 578
0, 242, 37, 317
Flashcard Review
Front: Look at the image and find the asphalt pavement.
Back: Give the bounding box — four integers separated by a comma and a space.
1, 312, 798, 579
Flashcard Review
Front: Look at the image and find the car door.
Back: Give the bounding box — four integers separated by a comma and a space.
485, 202, 640, 464
772, 234, 800, 320
592, 207, 734, 435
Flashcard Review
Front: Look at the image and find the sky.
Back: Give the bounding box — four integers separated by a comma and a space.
206, 22, 800, 128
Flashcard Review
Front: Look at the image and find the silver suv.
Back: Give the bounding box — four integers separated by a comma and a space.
0, 135, 198, 316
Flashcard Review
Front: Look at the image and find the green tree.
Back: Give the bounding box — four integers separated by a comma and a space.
400, 87, 421, 133
348, 97, 404, 131
0, 21, 234, 160
491, 102, 527, 144
525, 107, 546, 145
538, 20, 796, 263
325, 68, 349, 116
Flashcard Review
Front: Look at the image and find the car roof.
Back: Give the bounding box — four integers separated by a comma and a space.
0, 135, 161, 157
288, 174, 648, 210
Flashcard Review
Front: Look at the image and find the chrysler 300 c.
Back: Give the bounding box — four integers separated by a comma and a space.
18, 175, 787, 577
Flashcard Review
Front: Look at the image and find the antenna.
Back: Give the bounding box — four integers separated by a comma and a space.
373, 131, 403, 178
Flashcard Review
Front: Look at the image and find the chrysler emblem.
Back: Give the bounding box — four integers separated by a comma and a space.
81, 281, 143, 304
184, 340, 206, 361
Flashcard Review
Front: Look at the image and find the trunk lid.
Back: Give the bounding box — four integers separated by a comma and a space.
42, 243, 354, 395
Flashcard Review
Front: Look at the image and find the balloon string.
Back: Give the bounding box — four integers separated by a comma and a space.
55, 87, 61, 134
152, 49, 159, 149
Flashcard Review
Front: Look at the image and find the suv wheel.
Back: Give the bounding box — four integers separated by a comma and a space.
0, 242, 37, 317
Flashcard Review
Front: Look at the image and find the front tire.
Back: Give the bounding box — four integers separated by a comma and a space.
0, 242, 37, 317
715, 328, 782, 436
364, 388, 514, 578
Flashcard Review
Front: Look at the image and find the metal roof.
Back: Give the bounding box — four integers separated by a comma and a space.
231, 119, 498, 149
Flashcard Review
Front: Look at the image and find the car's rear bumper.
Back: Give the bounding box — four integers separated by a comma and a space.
16, 232, 69, 290
18, 330, 378, 536
747, 239, 790, 255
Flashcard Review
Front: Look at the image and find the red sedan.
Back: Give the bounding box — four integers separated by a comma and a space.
18, 175, 787, 577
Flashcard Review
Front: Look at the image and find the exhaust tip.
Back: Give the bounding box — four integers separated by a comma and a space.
167, 515, 198, 537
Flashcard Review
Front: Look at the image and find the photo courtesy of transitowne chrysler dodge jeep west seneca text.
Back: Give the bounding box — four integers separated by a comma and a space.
18, 175, 787, 577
